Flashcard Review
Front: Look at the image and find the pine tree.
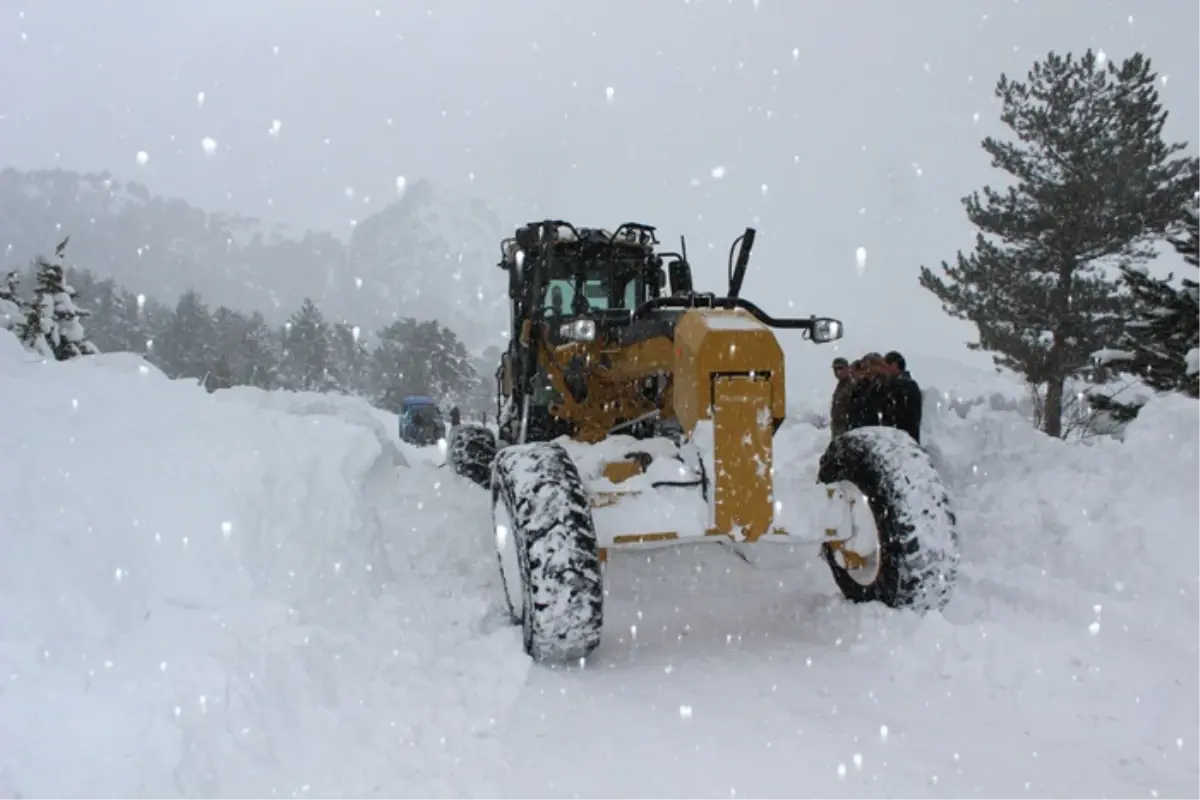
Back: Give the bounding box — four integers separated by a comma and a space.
425, 322, 479, 406
918, 50, 1197, 437
151, 289, 219, 383
279, 298, 337, 392
1098, 197, 1199, 399
369, 318, 421, 411
330, 322, 370, 395
18, 238, 99, 360
0, 270, 21, 331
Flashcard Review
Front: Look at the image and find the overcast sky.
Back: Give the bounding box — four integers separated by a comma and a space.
1, 0, 1196, 370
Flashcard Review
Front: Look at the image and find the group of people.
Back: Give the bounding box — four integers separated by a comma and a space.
829, 350, 923, 444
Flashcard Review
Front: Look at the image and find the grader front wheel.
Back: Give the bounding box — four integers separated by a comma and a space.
491, 441, 604, 663
818, 426, 959, 613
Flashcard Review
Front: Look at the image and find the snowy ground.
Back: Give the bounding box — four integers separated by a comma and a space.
1, 330, 1196, 798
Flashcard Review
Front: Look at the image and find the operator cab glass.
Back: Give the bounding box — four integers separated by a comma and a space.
543, 271, 643, 316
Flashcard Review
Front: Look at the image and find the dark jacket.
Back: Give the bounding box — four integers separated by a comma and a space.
881, 371, 923, 443
830, 378, 855, 436
846, 374, 890, 432
844, 371, 923, 444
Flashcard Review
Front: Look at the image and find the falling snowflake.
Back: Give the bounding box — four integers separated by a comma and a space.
268, 119, 281, 137
855, 246, 867, 273
396, 176, 407, 193
197, 91, 206, 108
711, 165, 726, 179
605, 86, 615, 102
201, 137, 218, 156
135, 151, 149, 166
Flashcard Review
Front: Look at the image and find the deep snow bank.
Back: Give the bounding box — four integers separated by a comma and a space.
0, 335, 527, 797
776, 390, 1198, 629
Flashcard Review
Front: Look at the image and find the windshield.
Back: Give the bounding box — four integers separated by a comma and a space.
544, 275, 640, 315
411, 406, 441, 424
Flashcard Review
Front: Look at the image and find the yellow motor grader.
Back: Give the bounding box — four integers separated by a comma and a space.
447, 221, 959, 663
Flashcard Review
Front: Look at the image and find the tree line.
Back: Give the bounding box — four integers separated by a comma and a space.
919, 49, 1198, 437
0, 170, 506, 354
1, 238, 486, 414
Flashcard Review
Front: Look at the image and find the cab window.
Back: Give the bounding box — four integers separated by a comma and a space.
544, 276, 639, 314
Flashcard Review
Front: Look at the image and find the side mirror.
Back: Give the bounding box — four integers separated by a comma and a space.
809, 317, 844, 344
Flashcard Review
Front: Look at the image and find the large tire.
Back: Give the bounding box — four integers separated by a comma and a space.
817, 426, 959, 612
446, 424, 496, 488
491, 441, 604, 663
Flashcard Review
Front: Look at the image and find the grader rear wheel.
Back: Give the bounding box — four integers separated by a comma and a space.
446, 423, 496, 489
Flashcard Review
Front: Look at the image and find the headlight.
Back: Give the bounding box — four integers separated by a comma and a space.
558, 319, 597, 342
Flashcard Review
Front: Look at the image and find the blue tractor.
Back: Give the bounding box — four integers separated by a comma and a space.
398, 396, 447, 446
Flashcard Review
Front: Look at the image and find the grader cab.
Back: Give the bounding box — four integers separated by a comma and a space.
447, 220, 959, 664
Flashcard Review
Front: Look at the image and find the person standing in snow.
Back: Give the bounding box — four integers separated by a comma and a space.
845, 353, 891, 433
881, 350, 923, 444
829, 357, 853, 437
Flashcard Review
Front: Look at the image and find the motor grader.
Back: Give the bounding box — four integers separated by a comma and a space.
447, 220, 959, 664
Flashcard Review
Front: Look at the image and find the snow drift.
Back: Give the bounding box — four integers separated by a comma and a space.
0, 333, 527, 797
1, 330, 1196, 798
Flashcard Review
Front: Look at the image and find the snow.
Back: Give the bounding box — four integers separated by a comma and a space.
556, 433, 710, 544
0, 297, 19, 330
702, 310, 765, 331
1091, 346, 1135, 365
1187, 347, 1199, 376
1, 328, 1197, 797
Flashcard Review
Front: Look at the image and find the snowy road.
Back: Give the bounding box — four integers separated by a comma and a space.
388, 407, 1199, 799
1, 336, 1196, 798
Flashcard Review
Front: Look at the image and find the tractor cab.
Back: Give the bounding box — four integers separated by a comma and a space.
494, 221, 695, 442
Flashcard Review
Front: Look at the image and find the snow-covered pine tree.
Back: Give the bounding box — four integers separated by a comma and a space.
18, 238, 99, 360
0, 270, 21, 331
918, 49, 1198, 437
1099, 197, 1199, 402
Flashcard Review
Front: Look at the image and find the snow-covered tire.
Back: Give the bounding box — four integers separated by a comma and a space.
817, 426, 959, 612
447, 424, 496, 489
491, 441, 604, 663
